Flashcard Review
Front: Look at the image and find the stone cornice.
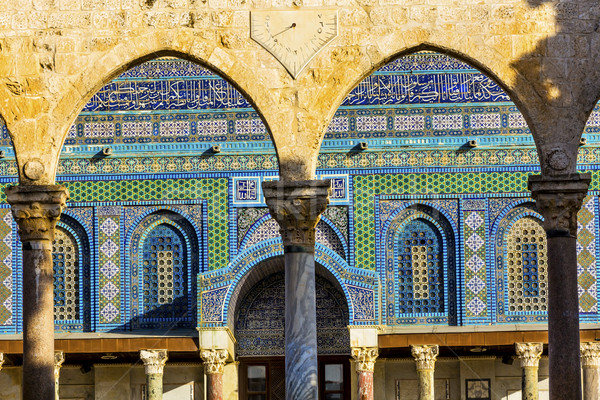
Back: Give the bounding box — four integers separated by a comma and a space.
515, 342, 543, 368
262, 180, 330, 250
5, 185, 69, 245
528, 174, 591, 237
351, 347, 378, 373
410, 344, 439, 371
200, 349, 228, 375
139, 349, 168, 375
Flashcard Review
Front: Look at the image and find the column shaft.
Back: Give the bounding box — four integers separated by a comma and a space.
263, 180, 330, 400
6, 185, 69, 400
357, 371, 374, 400
547, 236, 581, 399
206, 373, 223, 400
584, 367, 599, 400
23, 246, 55, 400
285, 251, 318, 399
529, 174, 590, 400
416, 369, 434, 400
522, 366, 539, 400
146, 373, 163, 400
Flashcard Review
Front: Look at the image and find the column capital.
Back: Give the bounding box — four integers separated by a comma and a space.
0, 352, 4, 372
200, 349, 228, 375
515, 342, 543, 368
411, 344, 439, 371
54, 350, 65, 381
5, 185, 69, 245
351, 347, 378, 373
262, 180, 330, 250
140, 349, 168, 375
581, 342, 600, 367
527, 173, 591, 237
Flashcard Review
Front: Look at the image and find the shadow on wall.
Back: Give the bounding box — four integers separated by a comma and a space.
511, 0, 600, 172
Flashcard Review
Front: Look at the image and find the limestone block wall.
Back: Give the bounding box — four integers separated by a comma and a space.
0, 1, 599, 182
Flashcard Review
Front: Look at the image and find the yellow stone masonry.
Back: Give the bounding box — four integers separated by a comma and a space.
0, 0, 598, 182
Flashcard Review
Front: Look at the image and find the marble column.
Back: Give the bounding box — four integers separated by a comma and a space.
581, 342, 600, 400
263, 180, 331, 400
351, 347, 378, 400
5, 185, 69, 400
515, 342, 543, 400
54, 351, 65, 400
528, 174, 590, 400
200, 349, 228, 400
411, 345, 439, 400
140, 349, 168, 400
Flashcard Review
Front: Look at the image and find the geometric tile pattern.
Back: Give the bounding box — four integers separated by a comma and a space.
0, 209, 12, 326
98, 207, 121, 325
578, 196, 598, 313
463, 205, 488, 319
354, 172, 530, 271
53, 227, 80, 321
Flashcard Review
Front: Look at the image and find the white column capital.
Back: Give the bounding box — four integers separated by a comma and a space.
581, 342, 600, 367
351, 347, 378, 373
200, 349, 228, 375
411, 344, 439, 371
515, 342, 543, 368
0, 352, 4, 372
140, 349, 168, 375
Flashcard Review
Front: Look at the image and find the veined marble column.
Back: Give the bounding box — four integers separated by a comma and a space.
140, 349, 168, 400
581, 342, 600, 400
5, 185, 69, 400
411, 345, 439, 400
200, 349, 228, 400
515, 342, 543, 400
263, 180, 331, 400
529, 174, 590, 400
54, 351, 65, 400
351, 347, 378, 400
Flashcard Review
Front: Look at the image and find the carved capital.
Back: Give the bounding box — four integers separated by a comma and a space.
140, 349, 168, 375
515, 342, 543, 368
581, 342, 600, 368
0, 352, 4, 372
200, 349, 228, 375
351, 347, 378, 373
5, 185, 69, 245
262, 180, 330, 250
528, 174, 590, 237
54, 351, 65, 381
411, 344, 439, 370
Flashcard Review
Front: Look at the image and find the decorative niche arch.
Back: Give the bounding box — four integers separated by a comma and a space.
494, 203, 549, 324
232, 257, 350, 357
128, 210, 200, 330
53, 214, 91, 332
380, 204, 457, 326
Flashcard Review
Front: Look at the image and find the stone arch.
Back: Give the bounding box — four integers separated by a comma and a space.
126, 209, 200, 329
313, 44, 542, 174
53, 213, 92, 332
46, 31, 284, 183
223, 239, 354, 330
230, 256, 351, 356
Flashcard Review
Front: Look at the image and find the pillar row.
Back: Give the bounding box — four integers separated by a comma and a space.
528, 173, 590, 400
515, 342, 543, 400
411, 345, 439, 400
5, 184, 69, 400
200, 349, 228, 400
140, 349, 168, 400
263, 179, 331, 400
581, 342, 600, 400
351, 347, 378, 400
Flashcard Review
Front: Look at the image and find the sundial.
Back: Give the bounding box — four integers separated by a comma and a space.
250, 9, 338, 79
